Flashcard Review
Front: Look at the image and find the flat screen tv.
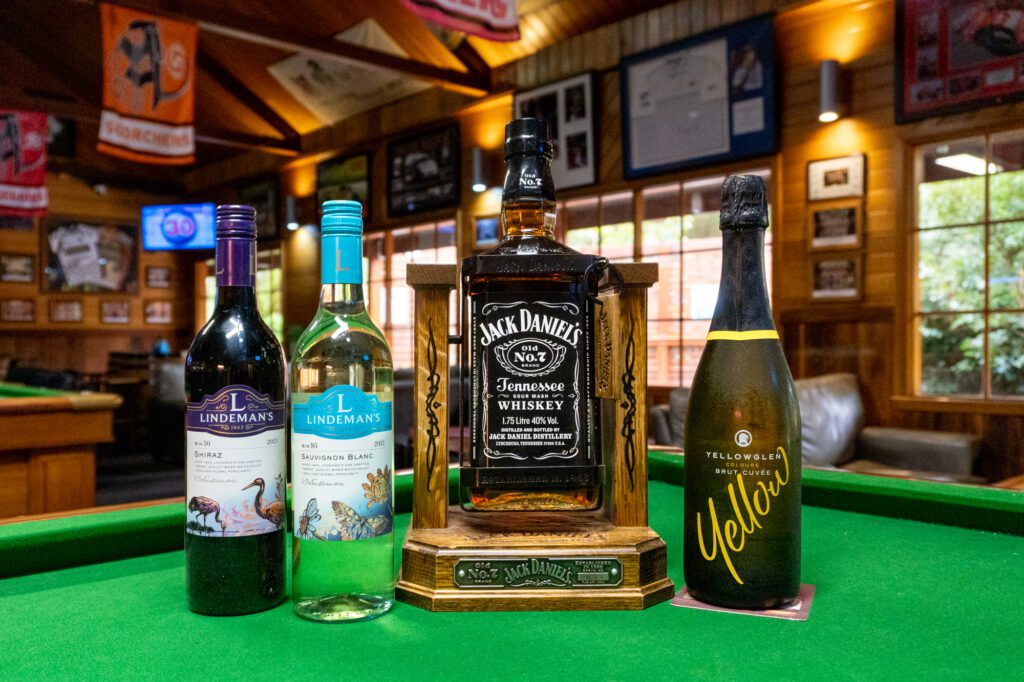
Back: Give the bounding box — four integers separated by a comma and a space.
141, 203, 216, 251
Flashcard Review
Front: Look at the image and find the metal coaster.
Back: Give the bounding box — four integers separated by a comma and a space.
671, 584, 815, 621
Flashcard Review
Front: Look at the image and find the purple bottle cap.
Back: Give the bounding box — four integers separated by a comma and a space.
215, 204, 256, 287
216, 204, 257, 239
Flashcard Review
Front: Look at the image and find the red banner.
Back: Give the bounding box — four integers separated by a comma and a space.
98, 3, 196, 165
403, 0, 519, 42
0, 110, 48, 217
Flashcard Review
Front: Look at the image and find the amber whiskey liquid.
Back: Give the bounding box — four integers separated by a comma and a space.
461, 118, 602, 512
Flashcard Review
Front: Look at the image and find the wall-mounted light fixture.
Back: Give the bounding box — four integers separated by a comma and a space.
286, 195, 300, 231
819, 60, 848, 123
472, 147, 489, 192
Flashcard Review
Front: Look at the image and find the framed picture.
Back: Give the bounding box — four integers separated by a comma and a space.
50, 299, 84, 323
146, 266, 171, 289
474, 215, 500, 249
317, 152, 370, 218
807, 154, 866, 201
0, 254, 35, 283
896, 1, 1024, 123
621, 14, 777, 178
0, 216, 35, 232
808, 201, 863, 249
145, 300, 173, 325
100, 300, 131, 324
0, 299, 34, 323
387, 124, 460, 218
47, 116, 76, 158
43, 219, 137, 293
514, 72, 597, 189
810, 254, 862, 301
237, 177, 279, 240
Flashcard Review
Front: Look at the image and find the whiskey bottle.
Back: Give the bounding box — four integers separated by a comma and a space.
461, 118, 602, 511
683, 175, 802, 609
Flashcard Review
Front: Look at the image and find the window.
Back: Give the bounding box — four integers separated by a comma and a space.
203, 248, 284, 341
563, 192, 635, 261
914, 132, 1024, 398
364, 220, 457, 369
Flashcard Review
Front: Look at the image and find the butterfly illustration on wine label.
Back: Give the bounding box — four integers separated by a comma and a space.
297, 498, 325, 540
330, 501, 392, 540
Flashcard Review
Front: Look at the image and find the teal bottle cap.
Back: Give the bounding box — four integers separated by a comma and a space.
321, 200, 363, 236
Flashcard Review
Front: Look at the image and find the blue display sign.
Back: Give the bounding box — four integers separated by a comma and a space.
141, 203, 216, 251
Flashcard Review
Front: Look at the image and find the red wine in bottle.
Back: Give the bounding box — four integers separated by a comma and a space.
683, 175, 802, 609
185, 205, 287, 615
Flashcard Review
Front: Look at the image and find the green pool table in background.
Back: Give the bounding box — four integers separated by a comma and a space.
0, 451, 1021, 680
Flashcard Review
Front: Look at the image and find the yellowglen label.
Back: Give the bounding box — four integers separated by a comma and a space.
695, 446, 791, 585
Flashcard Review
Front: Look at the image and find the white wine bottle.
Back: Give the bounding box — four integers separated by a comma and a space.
683, 175, 802, 610
290, 200, 395, 622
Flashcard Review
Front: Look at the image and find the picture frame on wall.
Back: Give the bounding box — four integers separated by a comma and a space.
146, 266, 171, 289
474, 215, 500, 250
145, 300, 173, 325
807, 154, 866, 201
513, 72, 597, 190
43, 219, 138, 294
810, 254, 862, 301
100, 300, 131, 324
0, 299, 34, 323
0, 254, 35, 284
317, 152, 370, 219
896, 1, 1024, 123
236, 177, 279, 240
387, 124, 460, 218
0, 216, 35, 232
50, 299, 84, 323
807, 201, 863, 249
620, 14, 777, 178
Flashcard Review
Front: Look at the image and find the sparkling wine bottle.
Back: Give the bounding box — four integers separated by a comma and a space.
290, 200, 395, 622
683, 175, 802, 609
184, 204, 287, 616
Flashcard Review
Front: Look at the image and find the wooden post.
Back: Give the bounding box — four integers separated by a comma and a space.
605, 263, 658, 528
407, 264, 458, 530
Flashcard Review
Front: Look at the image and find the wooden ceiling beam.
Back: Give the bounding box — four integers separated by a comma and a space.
113, 0, 492, 95
196, 46, 300, 145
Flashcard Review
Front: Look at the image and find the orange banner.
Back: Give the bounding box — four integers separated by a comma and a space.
98, 3, 196, 165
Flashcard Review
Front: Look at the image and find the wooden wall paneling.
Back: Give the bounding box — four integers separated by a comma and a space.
28, 449, 95, 514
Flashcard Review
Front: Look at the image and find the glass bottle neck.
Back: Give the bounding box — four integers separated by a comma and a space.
320, 283, 366, 315
215, 285, 257, 310
501, 153, 556, 241
709, 227, 775, 332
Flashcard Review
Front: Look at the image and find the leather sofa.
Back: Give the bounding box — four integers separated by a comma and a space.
649, 373, 983, 484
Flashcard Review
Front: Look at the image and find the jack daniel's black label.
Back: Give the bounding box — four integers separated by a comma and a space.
470, 292, 593, 469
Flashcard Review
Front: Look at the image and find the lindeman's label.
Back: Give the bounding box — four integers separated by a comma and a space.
692, 429, 794, 585
470, 292, 591, 468
185, 385, 286, 538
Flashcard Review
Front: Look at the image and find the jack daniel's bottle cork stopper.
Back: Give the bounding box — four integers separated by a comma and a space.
505, 117, 552, 159
720, 174, 769, 229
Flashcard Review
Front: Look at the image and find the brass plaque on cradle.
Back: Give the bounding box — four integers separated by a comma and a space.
453, 557, 624, 589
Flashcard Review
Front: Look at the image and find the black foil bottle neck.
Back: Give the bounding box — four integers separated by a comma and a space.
501, 153, 556, 205
708, 226, 775, 333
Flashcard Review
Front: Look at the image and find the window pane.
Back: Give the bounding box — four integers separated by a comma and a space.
642, 184, 680, 221
601, 191, 633, 225
647, 319, 681, 387
990, 312, 1024, 397
917, 138, 986, 228
682, 319, 712, 386
918, 226, 984, 312
683, 250, 721, 319
437, 221, 456, 248
990, 221, 1024, 310
918, 313, 983, 396
647, 253, 682, 321
567, 226, 599, 252
389, 326, 414, 370
990, 130, 1024, 221
641, 216, 682, 256
599, 222, 634, 261
565, 197, 599, 230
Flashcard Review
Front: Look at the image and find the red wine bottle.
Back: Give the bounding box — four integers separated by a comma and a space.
185, 205, 287, 615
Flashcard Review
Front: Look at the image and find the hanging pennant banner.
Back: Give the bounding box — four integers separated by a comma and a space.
0, 111, 48, 217
403, 0, 519, 42
98, 3, 196, 165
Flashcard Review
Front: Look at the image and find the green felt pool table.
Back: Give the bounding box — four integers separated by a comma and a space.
0, 451, 1021, 680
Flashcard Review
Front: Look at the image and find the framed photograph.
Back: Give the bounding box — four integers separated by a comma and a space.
387, 124, 460, 218
807, 154, 866, 201
43, 219, 137, 293
810, 254, 862, 301
474, 215, 500, 249
317, 152, 370, 219
896, 1, 1024, 123
514, 72, 597, 189
0, 216, 35, 232
145, 300, 173, 325
146, 266, 171, 289
100, 300, 131, 324
0, 254, 35, 283
0, 299, 34, 323
808, 201, 862, 249
621, 14, 777, 178
236, 177, 279, 240
50, 299, 84, 323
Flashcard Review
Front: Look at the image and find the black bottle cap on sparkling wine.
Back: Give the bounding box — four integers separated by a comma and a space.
720, 175, 768, 230
505, 117, 552, 159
